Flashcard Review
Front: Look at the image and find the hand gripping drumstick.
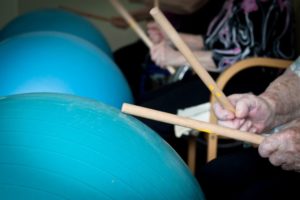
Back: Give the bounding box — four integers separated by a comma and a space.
122, 103, 264, 145
110, 0, 176, 74
150, 7, 235, 112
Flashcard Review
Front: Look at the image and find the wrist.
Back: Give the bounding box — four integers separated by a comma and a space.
259, 93, 277, 129
259, 93, 276, 113
197, 35, 204, 50
174, 53, 188, 67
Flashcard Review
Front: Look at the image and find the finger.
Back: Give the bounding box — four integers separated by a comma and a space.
150, 46, 156, 59
217, 94, 251, 118
258, 135, 280, 158
226, 94, 247, 105
213, 103, 235, 120
268, 152, 288, 167
281, 163, 294, 171
150, 46, 160, 65
280, 153, 295, 171
249, 127, 258, 133
239, 120, 252, 132
218, 118, 246, 130
147, 21, 158, 29
226, 94, 253, 118
148, 32, 159, 43
155, 42, 166, 67
152, 45, 161, 66
147, 29, 155, 37
235, 99, 252, 119
235, 95, 262, 119
148, 29, 160, 37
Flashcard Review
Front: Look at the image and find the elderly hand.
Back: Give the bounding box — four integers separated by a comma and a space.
150, 41, 185, 68
147, 21, 167, 44
259, 119, 300, 172
213, 93, 275, 133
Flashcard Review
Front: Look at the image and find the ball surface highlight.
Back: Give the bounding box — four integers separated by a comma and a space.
0, 32, 133, 108
0, 8, 112, 57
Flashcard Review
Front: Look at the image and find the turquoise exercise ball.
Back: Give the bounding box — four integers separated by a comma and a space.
0, 31, 133, 109
0, 8, 112, 57
0, 93, 205, 200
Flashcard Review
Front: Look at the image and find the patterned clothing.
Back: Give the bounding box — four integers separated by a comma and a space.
205, 0, 295, 71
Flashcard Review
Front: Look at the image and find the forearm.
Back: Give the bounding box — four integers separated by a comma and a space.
171, 50, 216, 70
192, 51, 216, 71
260, 67, 300, 128
179, 33, 204, 50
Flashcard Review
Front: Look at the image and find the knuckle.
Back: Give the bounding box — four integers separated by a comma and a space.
269, 155, 282, 166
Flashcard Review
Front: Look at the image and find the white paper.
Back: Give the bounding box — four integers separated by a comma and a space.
174, 102, 210, 138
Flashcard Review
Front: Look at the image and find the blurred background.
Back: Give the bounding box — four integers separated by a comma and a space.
0, 0, 145, 52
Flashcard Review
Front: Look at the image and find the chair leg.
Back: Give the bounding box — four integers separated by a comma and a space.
207, 133, 218, 162
187, 136, 197, 174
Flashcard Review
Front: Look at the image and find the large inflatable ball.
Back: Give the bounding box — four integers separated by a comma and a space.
0, 8, 112, 57
0, 32, 133, 109
0, 93, 205, 199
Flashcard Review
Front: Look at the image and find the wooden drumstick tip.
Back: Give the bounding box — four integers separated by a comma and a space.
150, 7, 159, 15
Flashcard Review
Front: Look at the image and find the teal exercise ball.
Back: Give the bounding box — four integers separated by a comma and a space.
0, 8, 112, 57
0, 32, 133, 109
0, 93, 205, 199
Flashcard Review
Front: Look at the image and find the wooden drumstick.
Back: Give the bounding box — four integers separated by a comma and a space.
150, 7, 235, 112
122, 103, 264, 145
110, 0, 176, 74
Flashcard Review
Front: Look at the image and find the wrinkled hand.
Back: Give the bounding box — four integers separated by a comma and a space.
147, 21, 167, 44
259, 119, 300, 172
213, 93, 275, 133
150, 41, 182, 68
110, 16, 128, 29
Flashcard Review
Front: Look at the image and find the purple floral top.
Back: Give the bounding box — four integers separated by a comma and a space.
205, 0, 295, 71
